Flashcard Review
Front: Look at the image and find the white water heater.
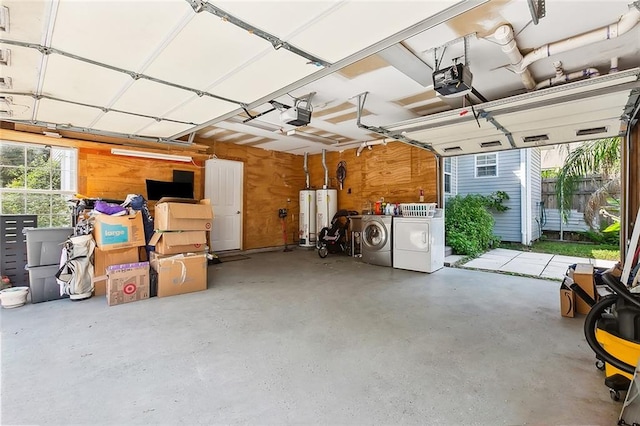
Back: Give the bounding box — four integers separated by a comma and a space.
299, 189, 316, 247
316, 189, 338, 236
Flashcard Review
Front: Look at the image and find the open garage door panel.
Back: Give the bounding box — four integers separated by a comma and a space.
383, 69, 640, 157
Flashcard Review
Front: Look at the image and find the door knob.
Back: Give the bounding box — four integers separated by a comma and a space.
236, 211, 241, 214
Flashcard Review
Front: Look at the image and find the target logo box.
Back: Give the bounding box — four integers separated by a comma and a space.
93, 212, 145, 250
149, 252, 207, 298
154, 199, 213, 231
105, 261, 150, 306
149, 231, 208, 255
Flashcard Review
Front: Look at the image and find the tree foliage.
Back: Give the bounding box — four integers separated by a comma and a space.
556, 138, 620, 224
1, 144, 71, 227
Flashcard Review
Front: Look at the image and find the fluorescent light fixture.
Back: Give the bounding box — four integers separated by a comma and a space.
110, 148, 192, 162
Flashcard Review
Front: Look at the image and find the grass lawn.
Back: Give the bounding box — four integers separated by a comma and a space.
501, 240, 620, 261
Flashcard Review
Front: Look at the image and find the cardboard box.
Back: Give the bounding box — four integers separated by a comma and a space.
560, 275, 576, 318
150, 251, 207, 297
93, 212, 145, 250
573, 263, 595, 315
154, 200, 213, 231
560, 288, 575, 317
149, 231, 207, 255
106, 261, 150, 306
93, 246, 140, 296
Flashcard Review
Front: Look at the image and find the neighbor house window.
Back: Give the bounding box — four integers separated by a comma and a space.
0, 141, 77, 227
475, 153, 497, 178
444, 158, 452, 193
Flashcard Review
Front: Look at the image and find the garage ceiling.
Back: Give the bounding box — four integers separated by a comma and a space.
1, 0, 639, 156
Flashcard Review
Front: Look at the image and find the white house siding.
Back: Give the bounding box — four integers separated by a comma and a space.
456, 151, 523, 242
530, 148, 543, 242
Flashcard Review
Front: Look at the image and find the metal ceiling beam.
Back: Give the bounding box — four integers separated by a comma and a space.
3, 91, 198, 126
186, 0, 331, 67
171, 0, 490, 139
354, 92, 437, 155
0, 39, 244, 106
3, 119, 194, 147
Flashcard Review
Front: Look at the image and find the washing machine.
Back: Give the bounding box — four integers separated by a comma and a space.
361, 215, 393, 267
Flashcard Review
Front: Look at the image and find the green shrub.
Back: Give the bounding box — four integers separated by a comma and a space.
581, 228, 619, 245
445, 194, 501, 256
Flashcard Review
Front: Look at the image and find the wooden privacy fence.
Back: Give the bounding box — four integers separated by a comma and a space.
541, 176, 619, 232
541, 176, 618, 212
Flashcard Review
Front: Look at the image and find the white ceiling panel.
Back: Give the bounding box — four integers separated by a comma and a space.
111, 79, 195, 120
212, 1, 340, 41
0, 44, 41, 92
288, 1, 458, 63
3, 95, 35, 121
210, 50, 317, 102
163, 96, 238, 124
51, 0, 192, 70
136, 120, 194, 138
2, 0, 47, 44
36, 98, 101, 128
41, 54, 130, 106
91, 111, 157, 135
144, 12, 266, 91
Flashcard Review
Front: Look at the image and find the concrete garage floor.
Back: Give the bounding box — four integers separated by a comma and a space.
1, 249, 621, 424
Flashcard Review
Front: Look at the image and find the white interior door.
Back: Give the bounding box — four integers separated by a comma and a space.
205, 159, 243, 251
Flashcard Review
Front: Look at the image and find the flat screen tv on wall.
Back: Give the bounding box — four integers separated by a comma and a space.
145, 179, 194, 201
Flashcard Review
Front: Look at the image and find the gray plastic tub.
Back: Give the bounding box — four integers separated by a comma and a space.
27, 264, 68, 303
24, 227, 73, 267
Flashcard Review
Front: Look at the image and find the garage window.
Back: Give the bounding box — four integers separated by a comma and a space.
0, 141, 77, 227
475, 153, 497, 178
444, 158, 452, 193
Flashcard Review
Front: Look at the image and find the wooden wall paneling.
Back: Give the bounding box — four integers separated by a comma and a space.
306, 143, 439, 215
242, 149, 304, 250
80, 149, 204, 205
625, 125, 640, 263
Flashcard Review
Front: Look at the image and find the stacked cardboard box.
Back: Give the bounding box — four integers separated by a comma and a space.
105, 261, 150, 306
560, 263, 596, 317
150, 199, 212, 298
92, 212, 146, 298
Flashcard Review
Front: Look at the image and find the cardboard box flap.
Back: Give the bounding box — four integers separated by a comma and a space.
149, 231, 206, 247
167, 203, 213, 220
157, 197, 199, 204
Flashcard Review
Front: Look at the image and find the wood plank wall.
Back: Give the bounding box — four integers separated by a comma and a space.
206, 142, 304, 251
624, 125, 640, 262
306, 142, 438, 213
78, 148, 204, 208
2, 130, 437, 251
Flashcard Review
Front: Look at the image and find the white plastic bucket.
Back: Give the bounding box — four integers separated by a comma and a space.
0, 286, 29, 308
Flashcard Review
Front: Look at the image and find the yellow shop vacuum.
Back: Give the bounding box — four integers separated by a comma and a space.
584, 272, 640, 402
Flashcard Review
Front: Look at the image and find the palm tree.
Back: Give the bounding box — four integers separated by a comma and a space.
556, 137, 621, 227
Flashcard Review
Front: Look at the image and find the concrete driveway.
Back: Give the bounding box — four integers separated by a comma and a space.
448, 248, 617, 280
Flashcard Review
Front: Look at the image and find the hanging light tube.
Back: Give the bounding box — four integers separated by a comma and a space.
110, 148, 192, 162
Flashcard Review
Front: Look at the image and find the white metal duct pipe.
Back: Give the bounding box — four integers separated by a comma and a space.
521, 5, 640, 70
493, 24, 537, 90
356, 139, 388, 157
535, 67, 600, 90
322, 149, 328, 189
303, 152, 310, 189
611, 57, 619, 73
